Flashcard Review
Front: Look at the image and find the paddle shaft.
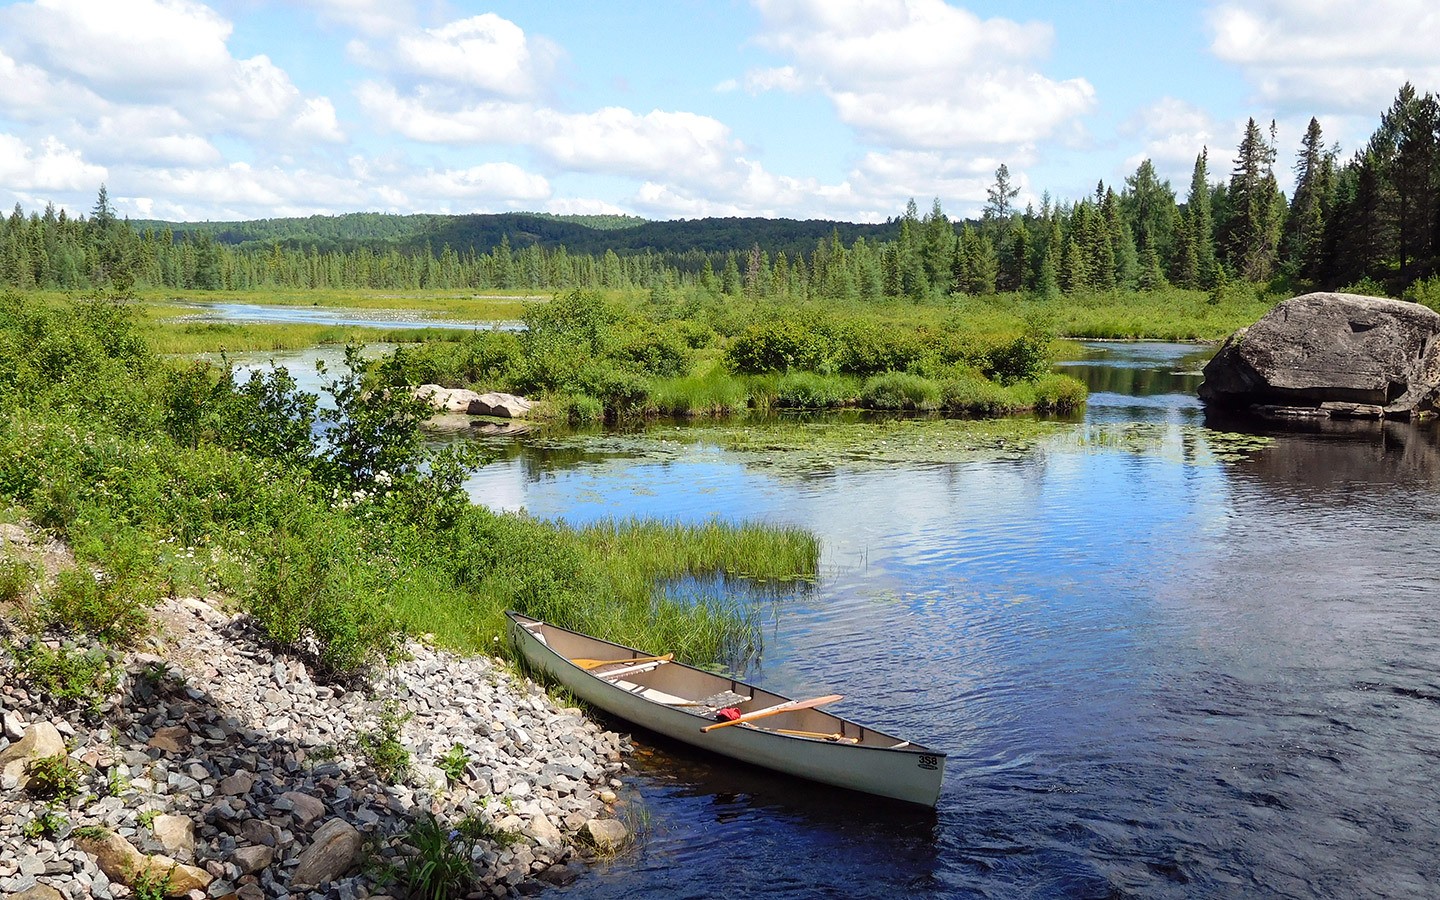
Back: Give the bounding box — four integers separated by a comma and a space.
571, 653, 672, 671
701, 694, 844, 732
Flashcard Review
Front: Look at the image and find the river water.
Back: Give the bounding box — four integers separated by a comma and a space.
226, 339, 1440, 898
460, 343, 1440, 899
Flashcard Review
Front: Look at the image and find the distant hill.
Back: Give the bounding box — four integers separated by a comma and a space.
133, 211, 902, 259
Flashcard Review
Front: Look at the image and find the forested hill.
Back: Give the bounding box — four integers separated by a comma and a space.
135, 211, 902, 259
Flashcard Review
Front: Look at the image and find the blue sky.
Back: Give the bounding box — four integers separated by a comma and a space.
0, 0, 1436, 223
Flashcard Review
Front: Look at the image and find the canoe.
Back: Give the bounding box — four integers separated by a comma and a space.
506, 611, 946, 807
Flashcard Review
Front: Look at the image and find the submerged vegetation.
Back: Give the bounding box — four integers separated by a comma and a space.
0, 292, 818, 682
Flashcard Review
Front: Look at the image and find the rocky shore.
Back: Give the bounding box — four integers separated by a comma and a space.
1, 589, 633, 899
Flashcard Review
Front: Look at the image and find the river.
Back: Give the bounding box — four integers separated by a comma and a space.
227, 339, 1440, 898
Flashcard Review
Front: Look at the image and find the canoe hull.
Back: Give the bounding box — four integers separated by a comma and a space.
507, 612, 945, 807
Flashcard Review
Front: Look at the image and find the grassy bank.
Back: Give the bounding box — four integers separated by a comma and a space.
0, 292, 818, 681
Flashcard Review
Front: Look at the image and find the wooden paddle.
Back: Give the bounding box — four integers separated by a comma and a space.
570, 653, 673, 671
700, 694, 844, 732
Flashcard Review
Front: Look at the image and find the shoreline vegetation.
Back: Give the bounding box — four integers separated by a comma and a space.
0, 293, 819, 687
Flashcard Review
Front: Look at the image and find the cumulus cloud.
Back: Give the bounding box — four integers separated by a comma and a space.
1119, 98, 1226, 183
298, 0, 416, 38
0, 133, 107, 192
1208, 0, 1440, 113
744, 0, 1095, 150
357, 83, 747, 184
0, 0, 346, 163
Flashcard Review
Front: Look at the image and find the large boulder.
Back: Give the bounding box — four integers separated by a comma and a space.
473, 391, 533, 418
412, 384, 486, 414
1199, 292, 1440, 419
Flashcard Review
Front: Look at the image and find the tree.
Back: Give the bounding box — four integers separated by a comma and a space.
1122, 159, 1177, 266
1175, 149, 1216, 288
1281, 117, 1336, 283
1222, 118, 1284, 281
984, 164, 1020, 226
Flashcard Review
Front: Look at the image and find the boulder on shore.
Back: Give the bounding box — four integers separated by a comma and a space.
473, 391, 533, 418
1199, 292, 1440, 420
412, 385, 533, 418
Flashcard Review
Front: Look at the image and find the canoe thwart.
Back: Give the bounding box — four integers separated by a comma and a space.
571, 653, 673, 671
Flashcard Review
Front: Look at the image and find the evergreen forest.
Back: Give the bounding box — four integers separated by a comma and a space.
2, 84, 1439, 306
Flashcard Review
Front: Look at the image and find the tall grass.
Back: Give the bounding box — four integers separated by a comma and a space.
645, 369, 750, 416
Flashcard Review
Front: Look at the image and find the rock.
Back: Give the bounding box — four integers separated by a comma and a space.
535, 861, 585, 887
230, 845, 273, 875
412, 385, 485, 414
281, 790, 326, 826
3, 710, 25, 741
218, 771, 253, 796
0, 721, 67, 784
528, 813, 564, 848
152, 815, 196, 860
579, 818, 628, 851
473, 392, 533, 419
1200, 292, 1440, 419
290, 818, 362, 888
9, 885, 65, 900
148, 726, 191, 754
77, 831, 212, 896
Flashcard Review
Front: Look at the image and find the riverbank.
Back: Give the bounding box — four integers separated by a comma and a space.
2, 519, 632, 898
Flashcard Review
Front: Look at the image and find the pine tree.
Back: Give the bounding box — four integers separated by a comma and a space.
1281, 117, 1336, 284
1180, 149, 1216, 287
1223, 118, 1283, 281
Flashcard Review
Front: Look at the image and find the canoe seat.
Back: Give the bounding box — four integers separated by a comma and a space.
610, 679, 689, 705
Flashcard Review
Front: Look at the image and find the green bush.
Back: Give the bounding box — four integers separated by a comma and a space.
939, 373, 1018, 415
9, 641, 119, 716
24, 754, 82, 801
244, 503, 402, 678
982, 334, 1052, 385
774, 372, 851, 409
724, 318, 831, 374
859, 372, 941, 410
1029, 374, 1088, 411
0, 555, 34, 605
1402, 276, 1440, 312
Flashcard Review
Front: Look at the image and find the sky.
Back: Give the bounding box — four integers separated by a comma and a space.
1, 0, 1437, 224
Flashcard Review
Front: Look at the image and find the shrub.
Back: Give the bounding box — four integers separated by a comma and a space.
1029, 374, 1088, 412
774, 372, 851, 409
859, 372, 941, 411
243, 503, 402, 678
9, 641, 119, 716
1402, 276, 1440, 312
0, 555, 34, 605
44, 528, 160, 645
24, 754, 82, 801
723, 318, 831, 374
939, 373, 1017, 415
982, 334, 1052, 385
357, 701, 412, 783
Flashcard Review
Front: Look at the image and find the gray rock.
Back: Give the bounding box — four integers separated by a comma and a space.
281, 790, 326, 826
580, 818, 629, 851
1200, 292, 1440, 419
473, 392, 534, 419
3, 711, 25, 741
231, 844, 274, 875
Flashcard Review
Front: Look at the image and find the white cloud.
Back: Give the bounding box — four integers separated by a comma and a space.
1120, 98, 1225, 184
298, 0, 415, 37
357, 84, 747, 184
745, 0, 1095, 150
0, 134, 107, 191
0, 0, 347, 160
1, 0, 235, 102
1208, 0, 1440, 113
389, 14, 560, 98
402, 163, 551, 204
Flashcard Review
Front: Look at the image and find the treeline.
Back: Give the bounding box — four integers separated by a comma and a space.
2, 83, 1438, 299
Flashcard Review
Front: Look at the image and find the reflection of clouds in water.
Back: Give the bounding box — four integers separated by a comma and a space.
464, 460, 528, 513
